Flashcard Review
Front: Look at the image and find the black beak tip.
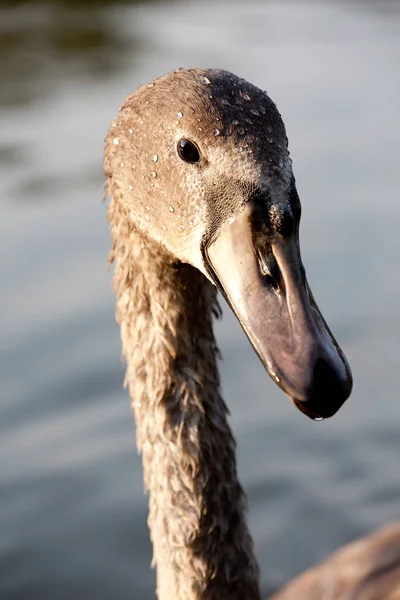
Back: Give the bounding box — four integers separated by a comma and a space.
292, 357, 353, 421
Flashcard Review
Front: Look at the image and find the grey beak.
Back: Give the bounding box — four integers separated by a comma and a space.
205, 204, 352, 420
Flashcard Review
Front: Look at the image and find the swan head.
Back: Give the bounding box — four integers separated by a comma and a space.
105, 68, 352, 420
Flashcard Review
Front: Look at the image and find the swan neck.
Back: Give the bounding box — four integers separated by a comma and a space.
109, 214, 261, 600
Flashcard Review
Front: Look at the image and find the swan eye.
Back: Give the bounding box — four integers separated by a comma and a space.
177, 139, 200, 163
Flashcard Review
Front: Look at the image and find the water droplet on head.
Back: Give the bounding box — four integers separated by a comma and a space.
267, 136, 274, 144
278, 158, 284, 168
162, 225, 167, 231
128, 185, 133, 191
260, 106, 266, 115
232, 119, 239, 126
250, 109, 260, 117
177, 111, 183, 118
151, 171, 157, 178
147, 82, 155, 88
169, 205, 174, 213
200, 75, 211, 85
128, 129, 133, 134
213, 128, 220, 136
145, 206, 150, 211
221, 99, 229, 106
145, 214, 150, 221
237, 146, 243, 153
237, 127, 245, 135
314, 417, 324, 422
180, 224, 185, 230
152, 155, 158, 163
243, 93, 251, 101
113, 138, 119, 145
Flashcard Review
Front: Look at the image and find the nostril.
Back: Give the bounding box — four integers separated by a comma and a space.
264, 273, 279, 291
257, 250, 281, 291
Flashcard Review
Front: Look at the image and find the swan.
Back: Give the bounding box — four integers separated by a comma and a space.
104, 68, 399, 599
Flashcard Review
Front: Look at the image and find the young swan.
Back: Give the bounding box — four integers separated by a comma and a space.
105, 68, 353, 600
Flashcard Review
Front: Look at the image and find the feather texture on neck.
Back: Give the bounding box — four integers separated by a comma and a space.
107, 192, 261, 600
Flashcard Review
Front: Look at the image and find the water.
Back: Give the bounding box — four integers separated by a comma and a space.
1, 1, 399, 598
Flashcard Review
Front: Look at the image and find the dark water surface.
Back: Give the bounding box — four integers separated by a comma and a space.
1, 1, 400, 598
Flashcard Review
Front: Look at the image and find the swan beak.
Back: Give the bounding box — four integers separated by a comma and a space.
205, 204, 352, 420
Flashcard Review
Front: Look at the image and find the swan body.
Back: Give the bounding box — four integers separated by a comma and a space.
104, 68, 398, 599
271, 522, 400, 600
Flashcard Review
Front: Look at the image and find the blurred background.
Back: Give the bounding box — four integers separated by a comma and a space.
1, 0, 399, 598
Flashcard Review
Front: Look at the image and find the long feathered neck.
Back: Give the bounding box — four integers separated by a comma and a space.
108, 200, 261, 600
